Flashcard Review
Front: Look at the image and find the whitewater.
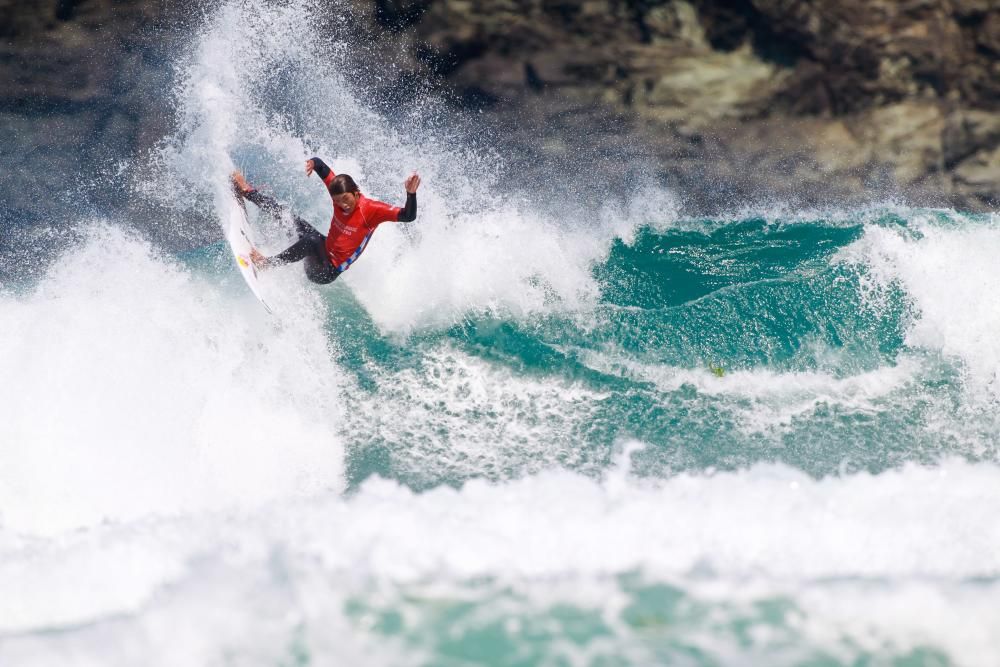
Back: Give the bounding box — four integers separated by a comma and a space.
2, 2, 999, 665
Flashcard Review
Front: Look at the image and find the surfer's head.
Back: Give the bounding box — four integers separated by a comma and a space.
329, 174, 361, 214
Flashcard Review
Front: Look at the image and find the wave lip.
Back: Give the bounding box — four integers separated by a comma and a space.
841, 214, 1000, 396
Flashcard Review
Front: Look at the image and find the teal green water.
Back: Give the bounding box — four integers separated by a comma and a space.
132, 208, 1000, 667
343, 575, 956, 667
182, 209, 997, 490
222, 212, 978, 489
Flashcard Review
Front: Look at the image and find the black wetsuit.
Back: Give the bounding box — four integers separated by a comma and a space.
243, 189, 341, 284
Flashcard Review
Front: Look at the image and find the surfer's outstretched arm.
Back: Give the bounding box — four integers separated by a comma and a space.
305, 157, 336, 195
397, 172, 421, 222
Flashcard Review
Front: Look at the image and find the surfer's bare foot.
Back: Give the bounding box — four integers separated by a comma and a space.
249, 247, 269, 270
231, 171, 253, 196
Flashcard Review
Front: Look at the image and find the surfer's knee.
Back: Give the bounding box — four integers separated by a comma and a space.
307, 270, 339, 285
293, 217, 321, 240
304, 262, 340, 284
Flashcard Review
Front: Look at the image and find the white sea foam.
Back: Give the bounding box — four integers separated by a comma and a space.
0, 226, 345, 535
345, 204, 606, 333
841, 212, 1000, 396
354, 346, 611, 480
147, 0, 633, 334
2, 459, 999, 665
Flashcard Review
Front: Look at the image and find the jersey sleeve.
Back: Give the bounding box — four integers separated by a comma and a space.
365, 199, 403, 227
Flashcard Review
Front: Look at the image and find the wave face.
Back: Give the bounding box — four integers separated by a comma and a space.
3, 2, 1000, 665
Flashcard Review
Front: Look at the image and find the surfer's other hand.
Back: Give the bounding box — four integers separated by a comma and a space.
405, 172, 421, 193
231, 171, 253, 195
305, 159, 315, 177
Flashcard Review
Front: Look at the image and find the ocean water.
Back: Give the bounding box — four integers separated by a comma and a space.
2, 2, 1000, 665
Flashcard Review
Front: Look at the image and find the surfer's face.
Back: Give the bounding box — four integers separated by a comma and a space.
332, 192, 359, 214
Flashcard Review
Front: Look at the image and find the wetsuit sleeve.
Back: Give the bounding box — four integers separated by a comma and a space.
396, 192, 417, 222
309, 157, 337, 188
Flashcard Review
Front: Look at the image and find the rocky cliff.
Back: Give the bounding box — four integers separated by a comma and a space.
2, 0, 998, 233
371, 0, 1000, 210
1, 0, 193, 235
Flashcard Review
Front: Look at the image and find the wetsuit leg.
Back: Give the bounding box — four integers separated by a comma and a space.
271, 217, 341, 284
303, 253, 341, 284
244, 190, 285, 221
244, 191, 340, 284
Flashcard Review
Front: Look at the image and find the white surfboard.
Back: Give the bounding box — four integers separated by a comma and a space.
224, 195, 273, 313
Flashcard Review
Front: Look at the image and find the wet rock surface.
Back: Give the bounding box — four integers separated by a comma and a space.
1, 0, 193, 259
1, 0, 998, 243
375, 0, 1000, 210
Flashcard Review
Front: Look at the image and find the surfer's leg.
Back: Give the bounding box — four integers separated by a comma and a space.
303, 257, 340, 284
266, 218, 340, 283
243, 190, 285, 221
267, 216, 323, 263
292, 216, 319, 238
232, 173, 285, 222
232, 174, 336, 282
269, 238, 315, 264
303, 236, 341, 284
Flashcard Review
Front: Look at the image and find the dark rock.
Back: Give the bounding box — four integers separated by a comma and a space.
2, 0, 998, 233
0, 0, 193, 232
374, 0, 999, 211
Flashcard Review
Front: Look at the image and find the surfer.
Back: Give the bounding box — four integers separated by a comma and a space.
231, 157, 421, 284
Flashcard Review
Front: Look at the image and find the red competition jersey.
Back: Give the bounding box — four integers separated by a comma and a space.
322, 170, 402, 270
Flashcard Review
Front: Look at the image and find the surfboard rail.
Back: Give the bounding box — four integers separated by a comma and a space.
224, 195, 273, 313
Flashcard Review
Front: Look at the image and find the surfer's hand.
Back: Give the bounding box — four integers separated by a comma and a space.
405, 172, 421, 193
305, 159, 315, 177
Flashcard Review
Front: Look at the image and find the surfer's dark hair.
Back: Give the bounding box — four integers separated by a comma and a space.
328, 174, 360, 195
